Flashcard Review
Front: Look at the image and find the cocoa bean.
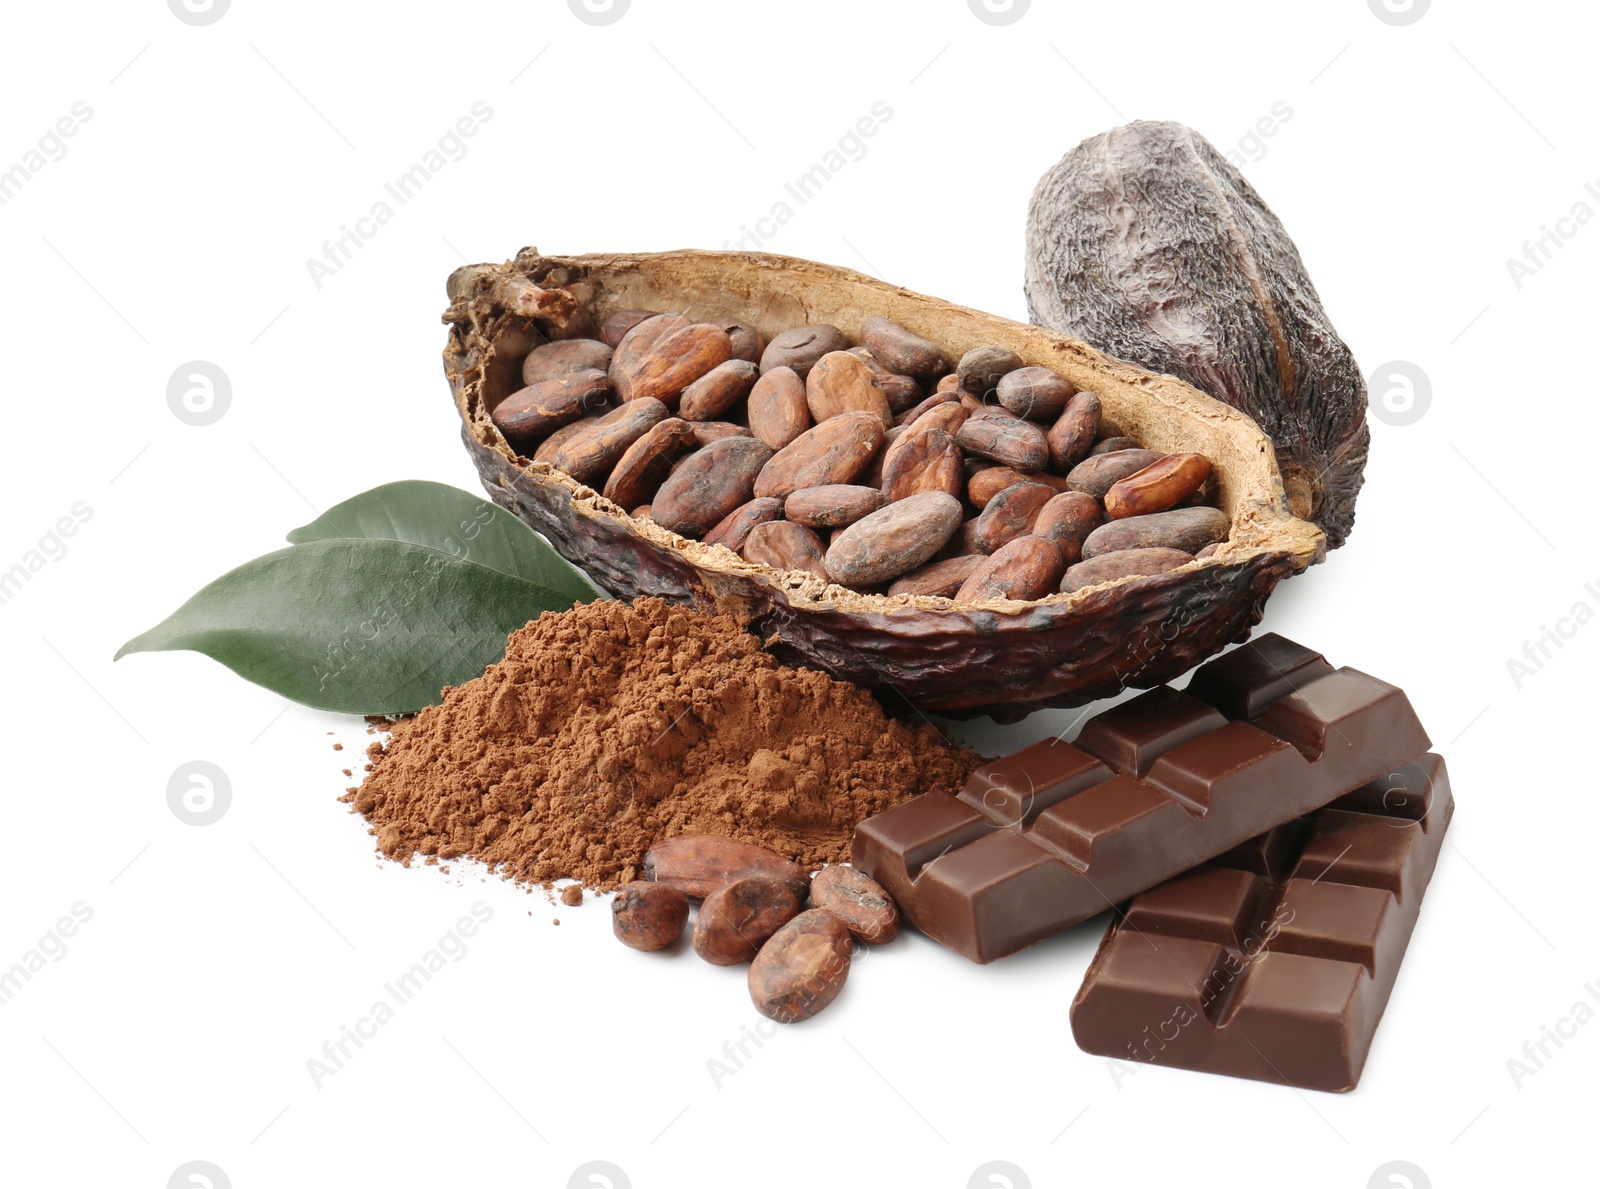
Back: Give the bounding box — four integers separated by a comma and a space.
824, 491, 963, 586
1194, 542, 1221, 559
534, 417, 598, 466
861, 425, 902, 489
612, 881, 689, 951
859, 315, 949, 380
936, 373, 961, 394
599, 308, 660, 349
808, 866, 899, 944
713, 319, 763, 364
492, 369, 614, 448
748, 908, 853, 1024
703, 497, 784, 552
847, 348, 925, 415
609, 314, 689, 397
956, 535, 1065, 603
1047, 391, 1102, 471
1064, 448, 1166, 499
602, 417, 697, 509
956, 416, 1050, 471
693, 877, 802, 966
613, 320, 733, 405
972, 482, 1056, 553
1091, 435, 1141, 456
886, 554, 986, 598
957, 345, 1023, 399
806, 351, 892, 428
1105, 452, 1212, 519
754, 411, 885, 498
1060, 547, 1194, 592
881, 427, 964, 503
521, 338, 614, 386
633, 505, 653, 520
650, 436, 775, 538
746, 366, 812, 450
896, 389, 958, 427
550, 397, 670, 485
784, 484, 886, 529
1031, 490, 1104, 564
967, 465, 1067, 509
1080, 506, 1230, 558
643, 834, 810, 901
759, 324, 849, 378
678, 359, 759, 422
996, 366, 1076, 421
688, 421, 753, 448
744, 520, 829, 579
966, 406, 1023, 423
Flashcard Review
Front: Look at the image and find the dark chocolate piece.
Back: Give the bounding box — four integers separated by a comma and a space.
851, 636, 1430, 962
1070, 754, 1453, 1091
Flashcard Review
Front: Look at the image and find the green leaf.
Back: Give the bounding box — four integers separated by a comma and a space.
115, 538, 588, 714
287, 479, 600, 604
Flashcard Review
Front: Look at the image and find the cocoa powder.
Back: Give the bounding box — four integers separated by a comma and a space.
345, 597, 976, 890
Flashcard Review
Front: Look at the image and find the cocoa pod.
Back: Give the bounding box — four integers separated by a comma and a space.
808, 866, 898, 944
643, 834, 809, 901
492, 369, 613, 448
806, 351, 892, 428
748, 908, 853, 1024
784, 484, 887, 529
886, 554, 986, 598
688, 421, 753, 448
759, 324, 849, 378
896, 389, 958, 427
650, 436, 775, 538
972, 482, 1057, 553
678, 359, 759, 422
1031, 490, 1104, 564
713, 319, 762, 364
612, 881, 689, 951
533, 416, 598, 466
550, 397, 669, 484
957, 345, 1022, 399
1046, 390, 1102, 472
703, 497, 784, 553
1061, 547, 1194, 593
996, 366, 1075, 421
602, 417, 697, 509
613, 319, 732, 405
1081, 506, 1230, 558
521, 338, 613, 386
956, 416, 1050, 471
967, 465, 1067, 509
881, 427, 964, 503
744, 520, 829, 579
956, 535, 1066, 603
1105, 452, 1212, 519
747, 366, 812, 451
1091, 435, 1141, 456
754, 411, 884, 499
599, 308, 659, 348
859, 315, 948, 380
824, 491, 963, 586
693, 877, 802, 966
1064, 448, 1165, 499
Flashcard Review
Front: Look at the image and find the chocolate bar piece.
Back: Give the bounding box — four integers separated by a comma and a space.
852, 636, 1430, 962
1070, 754, 1453, 1091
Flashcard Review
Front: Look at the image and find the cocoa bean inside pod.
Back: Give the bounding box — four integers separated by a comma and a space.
702, 496, 784, 553
886, 554, 987, 599
783, 484, 887, 530
549, 396, 669, 484
1080, 505, 1230, 559
996, 365, 1076, 421
688, 421, 753, 448
972, 481, 1057, 554
609, 313, 690, 398
693, 877, 802, 966
743, 520, 829, 579
491, 369, 614, 449
859, 315, 949, 380
1060, 546, 1195, 593
805, 351, 893, 428
1047, 390, 1102, 472
957, 345, 1023, 399
678, 358, 760, 422
1091, 435, 1141, 456
896, 388, 959, 427
614, 319, 733, 406
956, 416, 1050, 471
650, 436, 775, 539
1104, 452, 1212, 519
759, 324, 849, 378
808, 865, 899, 944
642, 834, 810, 901
967, 465, 1066, 510
754, 411, 885, 499
612, 881, 689, 951
521, 337, 614, 386
1063, 448, 1166, 500
956, 535, 1066, 604
713, 319, 763, 364
532, 416, 598, 466
599, 308, 660, 349
748, 908, 853, 1024
601, 417, 697, 510
1031, 490, 1104, 564
747, 365, 812, 451
881, 426, 965, 503
824, 491, 964, 587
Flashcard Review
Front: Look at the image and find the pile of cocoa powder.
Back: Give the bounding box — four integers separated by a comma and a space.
344, 597, 978, 891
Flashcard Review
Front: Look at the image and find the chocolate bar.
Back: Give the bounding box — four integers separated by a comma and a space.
852, 635, 1431, 962
1070, 753, 1453, 1091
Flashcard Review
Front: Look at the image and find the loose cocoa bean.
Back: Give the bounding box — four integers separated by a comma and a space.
957, 416, 1050, 471
703, 496, 784, 552
808, 866, 898, 944
748, 908, 853, 1024
996, 366, 1076, 421
693, 877, 802, 966
972, 482, 1057, 553
1080, 506, 1230, 558
550, 397, 670, 484
886, 554, 986, 598
1064, 448, 1166, 499
602, 417, 697, 509
860, 315, 948, 380
1031, 490, 1104, 564
688, 421, 753, 448
881, 427, 964, 503
678, 359, 760, 422
754, 411, 885, 498
957, 345, 1023, 399
533, 416, 598, 466
1047, 391, 1102, 471
643, 834, 810, 901
936, 373, 961, 394
600, 308, 660, 349
1091, 435, 1141, 456
1060, 547, 1194, 592
609, 314, 690, 397
956, 535, 1066, 603
784, 484, 886, 529
824, 491, 963, 586
806, 351, 892, 428
614, 320, 733, 405
492, 369, 614, 448
744, 520, 829, 579
650, 436, 775, 538
746, 366, 812, 451
967, 465, 1067, 509
896, 389, 958, 427
1105, 452, 1212, 519
522, 338, 614, 386
759, 324, 849, 378
713, 319, 763, 364
612, 881, 689, 951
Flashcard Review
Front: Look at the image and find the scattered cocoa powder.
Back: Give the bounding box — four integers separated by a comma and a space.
560, 885, 583, 907
345, 597, 977, 891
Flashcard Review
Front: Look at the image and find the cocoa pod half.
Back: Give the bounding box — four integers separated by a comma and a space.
1081, 506, 1230, 558
748, 908, 853, 1024
650, 436, 774, 538
643, 834, 809, 901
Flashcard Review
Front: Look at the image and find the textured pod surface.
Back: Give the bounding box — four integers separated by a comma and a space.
1025, 119, 1369, 547
445, 248, 1322, 718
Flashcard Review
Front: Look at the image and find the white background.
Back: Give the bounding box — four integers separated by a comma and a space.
2, 1, 1595, 1187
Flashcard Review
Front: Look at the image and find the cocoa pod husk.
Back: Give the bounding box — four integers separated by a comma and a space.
549, 397, 669, 484
886, 554, 987, 598
650, 436, 775, 538
754, 411, 884, 499
881, 427, 964, 503
643, 834, 809, 901
748, 908, 852, 1024
1046, 390, 1102, 471
703, 497, 784, 552
522, 338, 613, 386
679, 359, 760, 422
1064, 448, 1165, 499
612, 881, 689, 951
808, 866, 898, 944
492, 369, 613, 449
996, 366, 1076, 421
956, 535, 1066, 603
783, 485, 887, 529
759, 324, 849, 378
747, 366, 812, 450
859, 315, 948, 380
972, 482, 1057, 553
1081, 506, 1230, 558
1061, 547, 1194, 592
693, 877, 802, 966
824, 491, 963, 586
956, 416, 1049, 471
602, 417, 697, 509
744, 520, 829, 578
1105, 452, 1212, 519
1032, 490, 1104, 564
806, 351, 892, 428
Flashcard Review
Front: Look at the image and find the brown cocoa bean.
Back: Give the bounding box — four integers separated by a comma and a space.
896, 389, 959, 427
859, 315, 949, 380
996, 366, 1076, 421
602, 417, 697, 509
550, 397, 670, 484
688, 421, 753, 448
759, 324, 849, 378
743, 520, 829, 579
1194, 542, 1221, 559
643, 834, 810, 901
1047, 391, 1102, 471
748, 908, 853, 1024
754, 411, 884, 498
936, 373, 961, 394
1081, 506, 1230, 558
972, 482, 1057, 553
522, 338, 614, 386
703, 497, 784, 552
633, 505, 653, 520
784, 484, 887, 529
1091, 435, 1142, 456
600, 308, 660, 349
693, 877, 803, 966
956, 535, 1065, 603
1064, 448, 1166, 499
967, 405, 1023, 423
861, 425, 902, 489
746, 366, 812, 451
956, 416, 1050, 471
957, 345, 1023, 399
846, 349, 925, 415
613, 319, 733, 405
966, 465, 1065, 509
960, 392, 984, 412
933, 517, 988, 560
1031, 490, 1104, 564
713, 319, 763, 364
886, 554, 986, 598
824, 491, 963, 586
533, 416, 598, 466
808, 865, 899, 944
806, 351, 892, 428
612, 881, 689, 951
1061, 547, 1194, 592
650, 436, 775, 538
492, 369, 614, 448
609, 314, 689, 396
1105, 452, 1212, 519
882, 427, 964, 503
679, 358, 760, 421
